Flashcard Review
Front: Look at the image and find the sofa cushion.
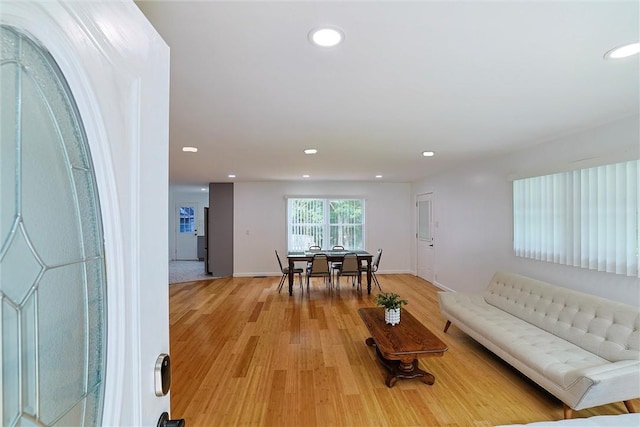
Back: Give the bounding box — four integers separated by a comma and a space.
483, 272, 640, 363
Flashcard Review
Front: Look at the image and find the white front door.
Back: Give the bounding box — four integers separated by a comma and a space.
416, 193, 435, 284
175, 203, 199, 260
1, 2, 171, 426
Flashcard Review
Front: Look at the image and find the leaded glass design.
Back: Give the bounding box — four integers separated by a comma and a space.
1, 25, 106, 426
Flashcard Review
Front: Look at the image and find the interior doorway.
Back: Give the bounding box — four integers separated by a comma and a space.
175, 203, 199, 260
416, 192, 435, 283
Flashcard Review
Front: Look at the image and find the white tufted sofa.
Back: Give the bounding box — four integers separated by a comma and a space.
438, 271, 640, 419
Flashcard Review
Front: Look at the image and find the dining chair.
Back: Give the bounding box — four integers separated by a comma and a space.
360, 248, 382, 291
306, 253, 332, 293
337, 252, 361, 291
306, 245, 322, 271
275, 250, 303, 294
330, 245, 345, 281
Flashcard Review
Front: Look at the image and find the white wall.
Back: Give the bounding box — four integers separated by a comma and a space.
412, 115, 640, 305
168, 187, 209, 260
233, 181, 412, 276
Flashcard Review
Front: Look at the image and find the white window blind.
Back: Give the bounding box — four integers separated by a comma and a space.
513, 160, 639, 277
287, 198, 364, 251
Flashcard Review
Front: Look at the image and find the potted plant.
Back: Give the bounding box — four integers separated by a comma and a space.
374, 292, 408, 325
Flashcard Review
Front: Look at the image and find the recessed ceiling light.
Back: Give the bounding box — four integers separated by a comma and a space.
309, 27, 344, 47
422, 151, 435, 157
228, 174, 236, 178
302, 174, 310, 178
375, 175, 383, 179
304, 148, 318, 154
182, 146, 198, 152
200, 188, 207, 191
604, 42, 640, 59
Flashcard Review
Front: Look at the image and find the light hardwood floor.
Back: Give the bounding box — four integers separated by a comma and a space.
169, 274, 637, 426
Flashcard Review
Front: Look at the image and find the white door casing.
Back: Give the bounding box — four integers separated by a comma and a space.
1, 1, 170, 425
416, 193, 435, 284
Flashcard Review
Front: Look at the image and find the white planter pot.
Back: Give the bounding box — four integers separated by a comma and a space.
384, 308, 400, 325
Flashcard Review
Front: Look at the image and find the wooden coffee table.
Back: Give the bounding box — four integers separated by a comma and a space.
358, 307, 448, 387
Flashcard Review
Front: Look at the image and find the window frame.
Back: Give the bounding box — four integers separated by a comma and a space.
287, 197, 365, 252
178, 206, 196, 233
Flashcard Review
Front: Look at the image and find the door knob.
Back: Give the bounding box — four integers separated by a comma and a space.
157, 412, 185, 427
155, 354, 172, 396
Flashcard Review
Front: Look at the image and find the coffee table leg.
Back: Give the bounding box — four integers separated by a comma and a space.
398, 360, 415, 373
365, 337, 437, 387
385, 373, 398, 388
421, 372, 436, 385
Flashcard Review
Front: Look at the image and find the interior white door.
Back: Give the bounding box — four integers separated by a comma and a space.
1, 2, 172, 426
416, 193, 435, 283
176, 203, 199, 260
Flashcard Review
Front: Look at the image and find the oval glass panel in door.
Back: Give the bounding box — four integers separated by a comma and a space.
1, 26, 106, 426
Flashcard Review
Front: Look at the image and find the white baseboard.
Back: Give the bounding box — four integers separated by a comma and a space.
433, 280, 455, 292
375, 269, 412, 275
234, 272, 281, 278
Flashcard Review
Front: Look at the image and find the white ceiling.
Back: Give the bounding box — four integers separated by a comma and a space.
136, 1, 639, 187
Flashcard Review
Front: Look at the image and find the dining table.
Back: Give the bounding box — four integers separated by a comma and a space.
287, 250, 374, 296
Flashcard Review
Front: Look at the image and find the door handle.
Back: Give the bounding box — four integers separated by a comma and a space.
157, 412, 185, 427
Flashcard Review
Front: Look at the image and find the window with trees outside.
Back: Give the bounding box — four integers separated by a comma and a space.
287, 198, 365, 251
179, 206, 195, 233
513, 159, 638, 277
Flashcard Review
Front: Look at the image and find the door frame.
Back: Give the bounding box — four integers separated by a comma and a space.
1, 2, 171, 425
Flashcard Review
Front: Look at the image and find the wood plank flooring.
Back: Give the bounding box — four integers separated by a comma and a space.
169, 274, 638, 426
